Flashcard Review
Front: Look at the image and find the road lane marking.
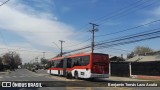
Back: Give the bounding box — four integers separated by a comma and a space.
5, 76, 10, 78
66, 87, 92, 90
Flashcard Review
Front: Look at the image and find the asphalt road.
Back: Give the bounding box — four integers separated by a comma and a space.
0, 69, 53, 81
0, 69, 159, 90
0, 69, 65, 90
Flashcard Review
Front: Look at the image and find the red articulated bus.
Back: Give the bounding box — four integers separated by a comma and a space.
47, 53, 109, 79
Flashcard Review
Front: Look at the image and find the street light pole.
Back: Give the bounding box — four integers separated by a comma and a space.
59, 40, 65, 57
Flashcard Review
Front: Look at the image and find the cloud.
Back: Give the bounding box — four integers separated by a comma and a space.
140, 6, 160, 27
0, 0, 88, 63
151, 6, 160, 17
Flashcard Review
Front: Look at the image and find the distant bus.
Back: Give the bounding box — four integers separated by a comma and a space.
47, 53, 109, 79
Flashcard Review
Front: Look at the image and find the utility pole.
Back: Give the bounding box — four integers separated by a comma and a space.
42, 52, 45, 59
9, 51, 15, 70
35, 56, 38, 65
89, 23, 99, 53
59, 40, 65, 57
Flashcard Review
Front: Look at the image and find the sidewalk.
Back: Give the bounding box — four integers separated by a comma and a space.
131, 75, 160, 81
0, 71, 9, 75
105, 76, 149, 81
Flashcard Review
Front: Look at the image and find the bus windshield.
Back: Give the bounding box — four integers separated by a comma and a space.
92, 54, 109, 74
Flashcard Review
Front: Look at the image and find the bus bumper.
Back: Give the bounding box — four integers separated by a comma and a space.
90, 73, 109, 78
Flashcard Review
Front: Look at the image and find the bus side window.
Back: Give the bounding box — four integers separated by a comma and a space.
72, 58, 77, 67
55, 61, 60, 68
67, 58, 72, 68
81, 56, 89, 66
72, 57, 82, 66
85, 56, 90, 65
56, 60, 63, 68
48, 62, 51, 68
51, 61, 54, 67
76, 57, 81, 66
59, 59, 63, 68
79, 57, 83, 66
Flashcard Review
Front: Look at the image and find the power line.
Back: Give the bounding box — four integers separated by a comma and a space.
64, 27, 160, 54
61, 0, 150, 41
64, 0, 157, 49
0, 29, 78, 34
64, 38, 91, 48
91, 0, 144, 23
95, 27, 160, 46
0, 31, 9, 52
52, 42, 61, 50
71, 0, 146, 38
0, 0, 10, 7
97, 0, 154, 25
107, 47, 131, 52
0, 47, 57, 54
95, 19, 160, 37
96, 35, 160, 50
68, 0, 155, 43
63, 0, 158, 54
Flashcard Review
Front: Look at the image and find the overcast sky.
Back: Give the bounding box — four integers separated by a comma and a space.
0, 0, 160, 63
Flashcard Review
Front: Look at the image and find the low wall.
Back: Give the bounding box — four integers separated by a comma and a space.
110, 61, 160, 77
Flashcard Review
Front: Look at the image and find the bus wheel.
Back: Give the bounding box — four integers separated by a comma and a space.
66, 72, 72, 79
74, 71, 78, 79
49, 70, 51, 75
58, 70, 60, 76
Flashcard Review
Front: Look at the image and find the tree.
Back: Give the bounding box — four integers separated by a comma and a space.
134, 46, 153, 55
2, 52, 22, 70
127, 51, 135, 59
0, 57, 2, 65
41, 58, 48, 65
110, 56, 125, 62
0, 57, 3, 71
2, 53, 11, 65
14, 54, 22, 68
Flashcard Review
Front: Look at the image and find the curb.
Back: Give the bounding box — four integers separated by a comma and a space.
49, 75, 83, 81
0, 71, 10, 75
131, 75, 160, 81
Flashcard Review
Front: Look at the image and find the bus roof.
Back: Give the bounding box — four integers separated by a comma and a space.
48, 53, 108, 61
67, 53, 91, 58
48, 56, 64, 61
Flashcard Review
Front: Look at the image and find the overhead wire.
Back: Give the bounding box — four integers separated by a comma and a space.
0, 32, 9, 52
92, 0, 144, 23
0, 0, 10, 7
95, 19, 160, 37
64, 38, 91, 48
95, 35, 160, 50
97, 0, 155, 25
64, 0, 156, 47
95, 27, 160, 46
59, 0, 150, 44
64, 27, 160, 54
0, 0, 10, 52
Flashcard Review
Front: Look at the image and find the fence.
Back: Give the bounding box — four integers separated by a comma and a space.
131, 61, 160, 76
110, 61, 160, 77
110, 62, 130, 77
